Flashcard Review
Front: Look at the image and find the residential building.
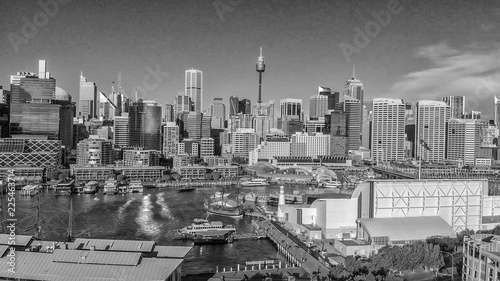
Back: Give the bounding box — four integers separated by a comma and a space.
416, 100, 450, 162
231, 128, 259, 158
371, 98, 405, 162
442, 96, 465, 119
163, 122, 179, 156
446, 119, 480, 165
200, 137, 215, 157
76, 136, 114, 167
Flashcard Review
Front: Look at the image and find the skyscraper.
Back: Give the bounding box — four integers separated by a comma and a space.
163, 122, 179, 156
330, 112, 348, 156
343, 97, 361, 151
495, 96, 500, 126
164, 104, 174, 122
442, 96, 465, 119
10, 60, 55, 104
175, 92, 191, 115
187, 111, 203, 141
239, 99, 251, 114
210, 98, 226, 129
185, 69, 203, 112
114, 114, 129, 147
280, 99, 302, 121
309, 94, 328, 119
371, 98, 405, 162
446, 119, 480, 165
229, 96, 239, 117
129, 100, 162, 151
416, 100, 450, 162
343, 68, 364, 147
318, 87, 339, 110
79, 72, 98, 120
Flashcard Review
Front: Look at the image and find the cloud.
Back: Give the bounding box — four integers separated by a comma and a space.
387, 42, 500, 118
481, 23, 495, 32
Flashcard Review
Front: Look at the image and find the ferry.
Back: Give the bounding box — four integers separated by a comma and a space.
128, 180, 143, 193
55, 180, 74, 196
174, 219, 236, 240
321, 180, 341, 188
241, 178, 268, 187
102, 179, 118, 195
83, 181, 98, 194
193, 230, 235, 245
20, 185, 40, 197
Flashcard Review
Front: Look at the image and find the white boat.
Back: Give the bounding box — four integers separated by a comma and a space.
103, 179, 118, 195
128, 180, 143, 193
243, 192, 267, 204
321, 180, 341, 188
174, 219, 236, 239
241, 178, 268, 187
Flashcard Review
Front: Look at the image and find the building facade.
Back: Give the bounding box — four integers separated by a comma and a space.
446, 119, 480, 165
185, 69, 203, 112
371, 98, 405, 162
76, 137, 114, 167
416, 100, 450, 162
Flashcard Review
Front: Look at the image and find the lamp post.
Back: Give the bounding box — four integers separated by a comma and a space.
440, 251, 455, 280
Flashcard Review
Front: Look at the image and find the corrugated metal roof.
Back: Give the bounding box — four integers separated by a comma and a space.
0, 245, 10, 257
0, 234, 33, 247
357, 216, 454, 242
155, 245, 192, 258
51, 249, 141, 266
72, 238, 155, 252
0, 251, 182, 281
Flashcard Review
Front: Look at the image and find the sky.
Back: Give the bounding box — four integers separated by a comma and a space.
1, 0, 499, 118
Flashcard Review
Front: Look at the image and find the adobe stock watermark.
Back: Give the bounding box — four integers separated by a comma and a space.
7, 0, 71, 54
132, 65, 170, 100
340, 0, 404, 63
213, 0, 242, 22
467, 75, 498, 111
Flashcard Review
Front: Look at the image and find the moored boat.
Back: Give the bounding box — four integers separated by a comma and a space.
178, 185, 196, 192
128, 180, 143, 193
55, 180, 74, 196
321, 180, 341, 188
241, 178, 268, 187
103, 179, 118, 195
204, 200, 244, 218
83, 181, 98, 194
174, 219, 236, 240
193, 230, 235, 244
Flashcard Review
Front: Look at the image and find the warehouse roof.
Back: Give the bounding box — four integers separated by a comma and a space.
357, 216, 454, 242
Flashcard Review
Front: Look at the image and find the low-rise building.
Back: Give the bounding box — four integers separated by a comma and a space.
463, 233, 500, 281
178, 166, 206, 180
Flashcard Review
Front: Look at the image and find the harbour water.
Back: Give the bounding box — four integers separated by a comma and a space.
8, 184, 320, 274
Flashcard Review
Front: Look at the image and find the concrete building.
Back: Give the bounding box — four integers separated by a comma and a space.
164, 103, 174, 122
371, 98, 405, 162
309, 95, 328, 119
163, 122, 179, 156
79, 73, 97, 120
187, 112, 202, 140
330, 112, 348, 156
0, 138, 61, 172
129, 100, 162, 151
121, 148, 159, 167
174, 92, 191, 115
113, 114, 129, 147
231, 128, 259, 158
185, 69, 203, 112
76, 136, 114, 167
210, 98, 226, 129
249, 140, 291, 165
463, 234, 500, 281
416, 100, 450, 162
442, 96, 465, 119
290, 132, 330, 158
200, 137, 215, 157
446, 119, 480, 165
343, 97, 361, 151
280, 99, 302, 121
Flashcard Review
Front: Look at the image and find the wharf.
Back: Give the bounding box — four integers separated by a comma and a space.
257, 220, 330, 279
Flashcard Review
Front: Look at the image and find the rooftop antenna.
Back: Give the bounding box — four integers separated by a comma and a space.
135, 87, 138, 102
352, 65, 355, 79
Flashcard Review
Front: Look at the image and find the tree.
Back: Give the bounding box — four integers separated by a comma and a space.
205, 173, 213, 180
117, 175, 125, 182
213, 172, 220, 180
50, 171, 59, 180
172, 173, 181, 181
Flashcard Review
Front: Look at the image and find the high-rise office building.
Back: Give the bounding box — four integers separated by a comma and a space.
416, 100, 450, 162
442, 96, 465, 119
318, 87, 339, 110
309, 95, 328, 119
231, 128, 259, 158
97, 91, 117, 120
210, 98, 226, 129
0, 103, 9, 138
10, 60, 55, 104
52, 97, 76, 149
185, 69, 203, 112
446, 119, 480, 165
164, 104, 174, 122
113, 114, 129, 147
239, 99, 251, 114
290, 132, 330, 158
10, 103, 61, 139
129, 100, 162, 151
187, 112, 203, 141
330, 112, 348, 156
464, 110, 481, 120
371, 98, 405, 162
343, 69, 364, 147
163, 122, 179, 156
79, 73, 98, 120
342, 97, 361, 151
202, 114, 212, 138
280, 99, 302, 121
495, 96, 500, 126
175, 92, 191, 115
229, 96, 239, 117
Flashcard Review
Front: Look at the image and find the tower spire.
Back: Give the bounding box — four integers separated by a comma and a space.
256, 47, 266, 104
352, 65, 355, 79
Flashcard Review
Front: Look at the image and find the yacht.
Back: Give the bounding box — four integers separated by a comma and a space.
102, 179, 118, 195
321, 180, 341, 188
128, 180, 144, 193
241, 178, 268, 187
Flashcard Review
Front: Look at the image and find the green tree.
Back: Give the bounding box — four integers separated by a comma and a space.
213, 172, 220, 180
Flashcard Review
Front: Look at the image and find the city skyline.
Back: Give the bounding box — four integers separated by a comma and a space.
1, 0, 499, 118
